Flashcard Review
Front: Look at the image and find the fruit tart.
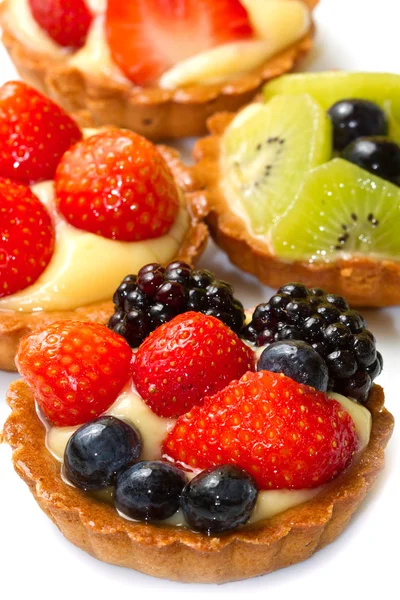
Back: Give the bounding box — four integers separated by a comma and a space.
3, 270, 394, 583
189, 71, 400, 307
0, 81, 207, 372
0, 0, 318, 140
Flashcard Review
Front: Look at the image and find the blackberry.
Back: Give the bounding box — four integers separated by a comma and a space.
242, 282, 382, 402
108, 261, 246, 347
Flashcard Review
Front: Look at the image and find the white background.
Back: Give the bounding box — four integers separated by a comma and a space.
0, 1, 399, 598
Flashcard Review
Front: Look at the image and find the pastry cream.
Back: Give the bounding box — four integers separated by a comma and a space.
0, 179, 189, 313
4, 0, 311, 89
46, 380, 372, 525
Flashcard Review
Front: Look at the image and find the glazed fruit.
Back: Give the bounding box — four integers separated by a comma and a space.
115, 461, 186, 521
55, 129, 180, 242
272, 158, 400, 264
16, 321, 132, 426
28, 0, 93, 49
64, 416, 142, 491
109, 261, 245, 345
181, 465, 258, 533
221, 95, 331, 234
0, 81, 82, 184
163, 370, 359, 490
263, 72, 400, 114
132, 312, 255, 418
327, 99, 388, 151
243, 281, 381, 402
105, 0, 253, 85
0, 178, 55, 298
257, 340, 329, 391
341, 137, 400, 186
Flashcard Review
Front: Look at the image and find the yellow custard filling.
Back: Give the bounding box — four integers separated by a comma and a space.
4, 0, 311, 88
0, 180, 189, 313
46, 382, 372, 525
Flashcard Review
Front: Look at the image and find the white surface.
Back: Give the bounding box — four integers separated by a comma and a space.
0, 1, 399, 598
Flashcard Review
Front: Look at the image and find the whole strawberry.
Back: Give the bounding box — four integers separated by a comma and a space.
0, 81, 82, 184
132, 312, 255, 418
55, 129, 180, 241
0, 178, 55, 298
28, 0, 93, 48
163, 370, 359, 489
16, 321, 132, 426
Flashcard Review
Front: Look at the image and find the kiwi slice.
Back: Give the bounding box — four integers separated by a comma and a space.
220, 95, 332, 235
272, 158, 400, 261
263, 72, 400, 109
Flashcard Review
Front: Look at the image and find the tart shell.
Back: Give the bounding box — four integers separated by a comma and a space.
189, 112, 400, 308
0, 146, 208, 372
2, 381, 393, 583
0, 0, 318, 140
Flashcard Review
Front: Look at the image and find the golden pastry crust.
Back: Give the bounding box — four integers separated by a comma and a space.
188, 112, 400, 308
0, 0, 318, 140
2, 380, 393, 583
0, 146, 208, 372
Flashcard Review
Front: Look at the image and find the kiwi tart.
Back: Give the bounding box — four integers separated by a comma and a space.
190, 72, 400, 307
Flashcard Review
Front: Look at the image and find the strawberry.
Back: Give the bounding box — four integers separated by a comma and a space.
28, 0, 93, 49
0, 81, 82, 185
55, 129, 180, 241
162, 370, 359, 489
0, 178, 55, 298
105, 0, 253, 85
132, 312, 255, 418
16, 321, 132, 427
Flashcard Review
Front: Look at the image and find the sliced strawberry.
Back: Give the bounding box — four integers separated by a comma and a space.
28, 0, 93, 49
0, 81, 82, 185
106, 0, 253, 85
162, 370, 359, 489
16, 321, 133, 426
0, 178, 55, 298
132, 312, 255, 418
55, 129, 180, 241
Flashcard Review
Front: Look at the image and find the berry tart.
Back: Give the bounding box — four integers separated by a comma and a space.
0, 81, 207, 372
0, 0, 317, 140
3, 271, 394, 583
189, 71, 400, 306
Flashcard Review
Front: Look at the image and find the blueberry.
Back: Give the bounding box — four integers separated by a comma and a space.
115, 461, 186, 521
341, 137, 400, 186
64, 416, 142, 491
181, 465, 258, 534
257, 340, 329, 391
327, 99, 388, 151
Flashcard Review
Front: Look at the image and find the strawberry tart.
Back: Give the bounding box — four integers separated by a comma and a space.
0, 0, 318, 139
0, 81, 207, 371
3, 270, 394, 583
